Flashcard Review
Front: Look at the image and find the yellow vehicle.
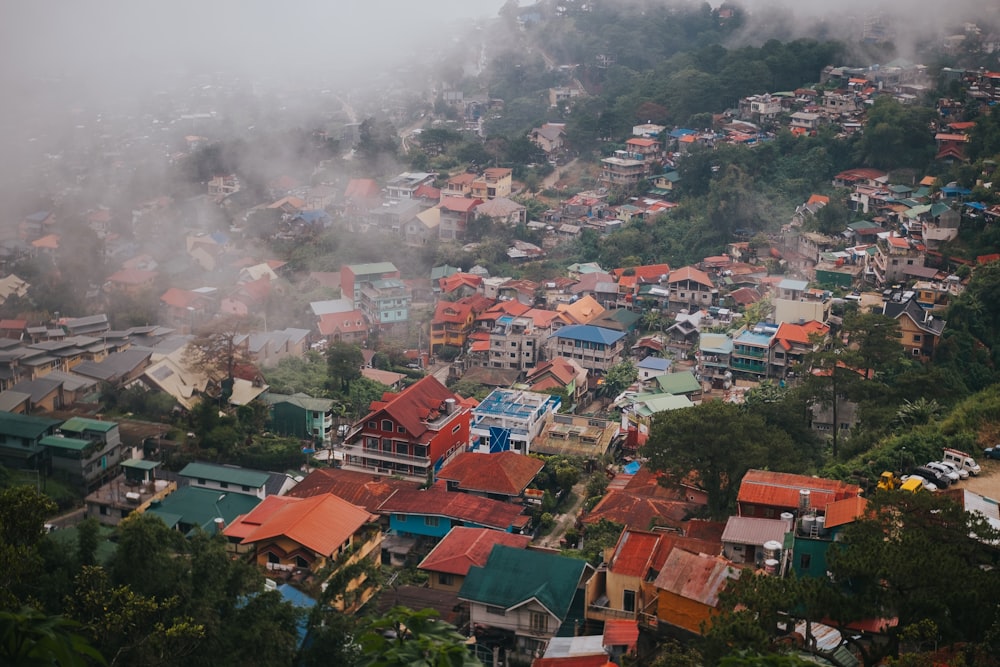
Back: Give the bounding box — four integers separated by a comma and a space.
877, 471, 924, 493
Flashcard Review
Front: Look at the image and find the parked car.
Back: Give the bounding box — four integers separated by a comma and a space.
943, 447, 982, 475
901, 474, 937, 492
983, 447, 1000, 461
925, 461, 960, 484
935, 459, 969, 480
913, 465, 952, 488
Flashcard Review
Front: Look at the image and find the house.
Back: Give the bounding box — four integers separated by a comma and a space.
558, 293, 608, 324
791, 495, 867, 579
530, 123, 567, 154
730, 323, 777, 378
436, 451, 545, 503
178, 461, 271, 500
617, 393, 693, 450
430, 299, 476, 353
769, 320, 830, 379
418, 526, 531, 592
46, 417, 124, 492
238, 328, 310, 369
443, 172, 476, 198
0, 411, 61, 471
736, 469, 862, 519
470, 388, 560, 456
524, 357, 588, 409
159, 287, 216, 334
666, 266, 716, 313
263, 393, 336, 446
548, 325, 627, 375
438, 196, 484, 240
652, 371, 703, 404
532, 414, 619, 458
70, 348, 153, 388
84, 459, 177, 527
697, 333, 733, 390
720, 515, 790, 566
883, 294, 946, 362
585, 528, 723, 626
286, 467, 419, 520
104, 268, 158, 295
377, 485, 531, 537
341, 376, 471, 481
581, 468, 706, 532
871, 233, 925, 287
460, 545, 593, 659
385, 172, 436, 201
471, 168, 513, 201
637, 357, 670, 383
599, 155, 647, 188
484, 314, 545, 371
146, 485, 262, 536
475, 197, 528, 226
229, 493, 382, 613
317, 310, 368, 345
652, 550, 740, 636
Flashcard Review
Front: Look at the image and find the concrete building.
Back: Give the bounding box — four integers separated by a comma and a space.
470, 388, 560, 456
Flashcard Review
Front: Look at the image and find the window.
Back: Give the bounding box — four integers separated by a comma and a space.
268, 552, 280, 564
452, 424, 461, 434
529, 612, 548, 632
381, 419, 393, 431
367, 421, 377, 429
486, 605, 506, 616
623, 589, 636, 613
397, 426, 405, 433
394, 514, 406, 522
295, 556, 309, 568
912, 335, 922, 342
220, 482, 229, 489
799, 553, 812, 569
99, 506, 108, 516
242, 485, 250, 492
438, 573, 454, 586
424, 516, 439, 527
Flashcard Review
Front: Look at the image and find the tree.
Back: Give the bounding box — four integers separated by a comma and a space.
0, 485, 57, 608
643, 401, 799, 518
0, 606, 106, 667
326, 341, 363, 394
356, 606, 481, 667
596, 360, 638, 401
110, 514, 187, 600
185, 315, 255, 394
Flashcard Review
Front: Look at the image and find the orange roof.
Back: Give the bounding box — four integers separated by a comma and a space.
239, 493, 376, 556
603, 620, 639, 652
469, 340, 490, 352
806, 194, 830, 206
440, 196, 482, 213
737, 470, 862, 512
223, 495, 299, 541
439, 273, 483, 294
526, 357, 578, 387
433, 300, 474, 325
934, 133, 967, 142
483, 167, 512, 179
413, 183, 441, 200
824, 495, 867, 529
107, 268, 157, 285
626, 137, 659, 147
378, 485, 529, 531
607, 529, 662, 578
533, 657, 612, 667
317, 310, 366, 336
947, 121, 976, 132
447, 172, 476, 185
436, 451, 544, 496
612, 263, 670, 288
31, 233, 60, 249
667, 265, 713, 288
344, 178, 380, 201
771, 320, 829, 350
483, 300, 531, 318
919, 175, 937, 186
418, 526, 531, 576
886, 234, 909, 249
523, 308, 566, 329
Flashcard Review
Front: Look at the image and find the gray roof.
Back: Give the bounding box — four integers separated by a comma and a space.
9, 377, 62, 403
72, 348, 152, 382
721, 516, 789, 546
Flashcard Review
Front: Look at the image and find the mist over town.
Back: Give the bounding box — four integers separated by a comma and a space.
2, 1, 1000, 666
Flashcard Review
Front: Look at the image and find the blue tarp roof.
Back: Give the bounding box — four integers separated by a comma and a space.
623, 461, 641, 475
964, 202, 986, 210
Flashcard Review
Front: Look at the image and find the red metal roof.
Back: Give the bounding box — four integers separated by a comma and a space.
238, 493, 377, 556
286, 468, 419, 512
603, 619, 639, 652
436, 451, 544, 497
823, 495, 868, 528
532, 656, 612, 667
433, 299, 474, 324
737, 470, 862, 513
417, 526, 531, 576
652, 550, 739, 607
378, 485, 530, 531
317, 310, 367, 336
359, 375, 464, 441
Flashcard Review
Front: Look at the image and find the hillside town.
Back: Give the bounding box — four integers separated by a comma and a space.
4, 1, 1000, 666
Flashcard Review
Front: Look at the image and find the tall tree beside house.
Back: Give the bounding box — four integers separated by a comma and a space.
185, 315, 256, 398
326, 341, 363, 394
642, 401, 801, 518
0, 486, 57, 609
356, 606, 482, 667
596, 359, 638, 401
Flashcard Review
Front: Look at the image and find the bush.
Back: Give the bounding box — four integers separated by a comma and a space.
436, 345, 461, 362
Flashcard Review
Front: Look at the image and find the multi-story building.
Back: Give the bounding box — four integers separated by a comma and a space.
0, 411, 61, 472
666, 266, 716, 313
359, 278, 411, 332
385, 172, 436, 201
342, 376, 471, 481
768, 321, 829, 379
45, 417, 124, 492
470, 388, 560, 456
487, 315, 542, 371
548, 325, 627, 374
470, 168, 512, 200
697, 332, 734, 389
438, 196, 483, 240
870, 233, 925, 287
599, 155, 647, 188
730, 323, 777, 378
341, 262, 401, 308
430, 299, 476, 353
264, 393, 336, 445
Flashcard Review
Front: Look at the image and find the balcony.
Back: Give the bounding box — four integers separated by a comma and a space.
731, 358, 767, 373
733, 347, 767, 358
341, 443, 430, 466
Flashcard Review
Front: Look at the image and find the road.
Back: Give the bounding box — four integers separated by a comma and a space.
541, 157, 578, 190
538, 478, 588, 549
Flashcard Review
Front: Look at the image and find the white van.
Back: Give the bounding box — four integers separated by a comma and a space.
943, 448, 981, 476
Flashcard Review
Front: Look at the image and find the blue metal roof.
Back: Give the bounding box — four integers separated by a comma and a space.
550, 325, 625, 345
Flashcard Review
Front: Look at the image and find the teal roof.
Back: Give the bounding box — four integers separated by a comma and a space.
0, 412, 60, 439
699, 333, 733, 354
551, 325, 625, 345
146, 486, 260, 534
430, 264, 461, 281
459, 545, 587, 620
654, 371, 702, 395
179, 462, 270, 488
122, 459, 159, 470
60, 417, 117, 433
40, 435, 92, 451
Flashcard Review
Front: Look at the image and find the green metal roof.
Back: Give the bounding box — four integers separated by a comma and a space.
458, 545, 587, 620
632, 393, 694, 417
179, 462, 270, 488
60, 417, 117, 433
40, 435, 92, 451
122, 459, 159, 470
264, 392, 334, 412
654, 371, 702, 395
0, 412, 61, 439
146, 486, 260, 533
347, 261, 397, 276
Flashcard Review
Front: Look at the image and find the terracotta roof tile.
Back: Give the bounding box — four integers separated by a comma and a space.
378, 485, 529, 531
286, 468, 419, 512
417, 526, 531, 576
359, 376, 463, 441
436, 451, 544, 496
238, 493, 376, 556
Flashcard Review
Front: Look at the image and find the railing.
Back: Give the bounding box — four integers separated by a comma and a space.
587, 604, 635, 621
341, 444, 430, 465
